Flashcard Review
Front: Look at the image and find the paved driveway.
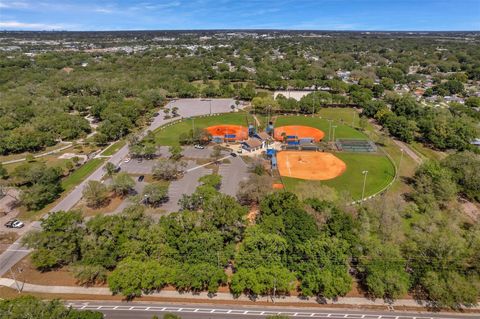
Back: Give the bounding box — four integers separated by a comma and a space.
218, 156, 250, 197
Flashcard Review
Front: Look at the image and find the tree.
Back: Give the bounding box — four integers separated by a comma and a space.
0, 162, 8, 178
104, 162, 117, 177
210, 145, 223, 162
441, 151, 480, 202
142, 183, 169, 207
169, 145, 183, 160
23, 211, 84, 270
198, 174, 222, 190
152, 158, 186, 181
111, 172, 135, 197
237, 174, 272, 205
230, 266, 295, 297
358, 241, 410, 300
0, 296, 103, 319
82, 180, 109, 208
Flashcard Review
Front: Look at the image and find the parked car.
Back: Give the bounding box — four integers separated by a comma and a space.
138, 175, 145, 182
230, 152, 237, 157
194, 145, 205, 149
5, 219, 24, 229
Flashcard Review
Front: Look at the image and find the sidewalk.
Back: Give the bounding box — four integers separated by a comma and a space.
1, 278, 478, 310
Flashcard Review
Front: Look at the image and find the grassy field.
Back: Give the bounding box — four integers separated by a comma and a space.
318, 107, 360, 127
61, 158, 105, 191
155, 112, 255, 146
101, 140, 126, 156
274, 115, 366, 141
283, 152, 395, 201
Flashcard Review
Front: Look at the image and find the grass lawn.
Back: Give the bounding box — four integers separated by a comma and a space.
274, 115, 366, 141
318, 107, 360, 127
155, 112, 255, 146
282, 152, 395, 201
101, 140, 126, 156
61, 158, 105, 191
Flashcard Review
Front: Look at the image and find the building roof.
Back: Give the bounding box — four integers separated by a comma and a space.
256, 132, 271, 140
243, 138, 263, 148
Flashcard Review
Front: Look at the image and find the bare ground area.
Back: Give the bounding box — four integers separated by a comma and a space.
461, 199, 480, 222
0, 232, 19, 254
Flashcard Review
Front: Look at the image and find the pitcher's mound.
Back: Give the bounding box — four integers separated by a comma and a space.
277, 151, 346, 180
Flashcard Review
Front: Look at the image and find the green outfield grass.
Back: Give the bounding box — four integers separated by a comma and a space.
155, 112, 255, 146
101, 139, 126, 156
318, 107, 360, 127
61, 158, 105, 191
283, 152, 395, 201
274, 115, 366, 140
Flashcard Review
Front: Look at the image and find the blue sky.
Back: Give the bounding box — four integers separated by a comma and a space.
0, 0, 479, 31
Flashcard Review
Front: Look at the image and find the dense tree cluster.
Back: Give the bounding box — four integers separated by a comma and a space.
0, 296, 102, 319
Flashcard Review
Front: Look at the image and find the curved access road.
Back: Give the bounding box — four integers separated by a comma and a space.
0, 98, 239, 276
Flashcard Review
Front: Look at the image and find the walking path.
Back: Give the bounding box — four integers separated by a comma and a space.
0, 142, 73, 165
3, 278, 478, 310
392, 139, 423, 164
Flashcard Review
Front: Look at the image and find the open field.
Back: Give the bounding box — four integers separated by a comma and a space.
275, 115, 366, 141
155, 112, 254, 146
101, 140, 126, 156
283, 152, 395, 201
61, 158, 105, 191
318, 107, 360, 127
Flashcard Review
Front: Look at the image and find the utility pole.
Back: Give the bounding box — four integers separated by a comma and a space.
361, 170, 369, 203
209, 100, 212, 115
352, 110, 355, 127
328, 120, 333, 142
332, 125, 337, 143
191, 117, 195, 140
398, 149, 404, 177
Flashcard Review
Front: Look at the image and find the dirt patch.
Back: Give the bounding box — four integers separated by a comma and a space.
277, 151, 346, 181
246, 206, 259, 224
460, 199, 480, 222
74, 194, 124, 217
206, 125, 249, 141
0, 232, 19, 254
5, 256, 88, 287
274, 125, 325, 142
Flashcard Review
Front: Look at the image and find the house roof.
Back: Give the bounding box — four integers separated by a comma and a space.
243, 138, 263, 148
256, 132, 271, 140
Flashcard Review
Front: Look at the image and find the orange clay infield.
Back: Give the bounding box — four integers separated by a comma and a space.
277, 151, 347, 181
274, 125, 325, 142
205, 125, 248, 140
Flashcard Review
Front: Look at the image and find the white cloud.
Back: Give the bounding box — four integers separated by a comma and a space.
0, 21, 67, 30
94, 8, 113, 14
0, 1, 30, 9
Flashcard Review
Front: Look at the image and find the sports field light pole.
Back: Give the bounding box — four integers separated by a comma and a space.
332, 125, 337, 143
361, 170, 369, 203
209, 99, 212, 115
328, 120, 333, 142
398, 149, 404, 176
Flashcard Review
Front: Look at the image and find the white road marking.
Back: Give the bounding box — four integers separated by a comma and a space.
66, 304, 463, 319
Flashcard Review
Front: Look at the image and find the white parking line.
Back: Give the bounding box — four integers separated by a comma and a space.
66, 305, 463, 319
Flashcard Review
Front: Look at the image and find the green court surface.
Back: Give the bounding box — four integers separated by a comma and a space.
155, 112, 254, 146
274, 115, 366, 141
283, 152, 395, 201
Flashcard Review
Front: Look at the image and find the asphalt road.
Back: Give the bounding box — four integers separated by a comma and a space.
67, 302, 473, 319
0, 99, 243, 276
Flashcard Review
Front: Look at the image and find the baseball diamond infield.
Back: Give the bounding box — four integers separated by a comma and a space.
206, 125, 249, 141
274, 125, 325, 142
277, 151, 347, 180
